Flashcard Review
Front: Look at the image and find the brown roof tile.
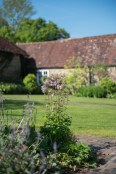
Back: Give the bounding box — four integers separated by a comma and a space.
17, 34, 116, 68
0, 36, 28, 56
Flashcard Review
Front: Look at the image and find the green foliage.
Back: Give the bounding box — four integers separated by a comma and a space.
78, 86, 94, 97
91, 63, 109, 82
0, 94, 59, 174
107, 93, 114, 99
86, 86, 94, 97
40, 74, 97, 171
56, 141, 97, 170
0, 82, 27, 94
0, 26, 15, 43
0, 79, 42, 94
73, 92, 83, 97
0, 123, 37, 173
15, 18, 70, 43
64, 57, 88, 94
78, 86, 88, 97
93, 86, 107, 98
78, 85, 107, 98
0, 15, 70, 43
0, 0, 35, 31
99, 77, 116, 94
0, 17, 8, 28
114, 93, 116, 99
23, 74, 42, 94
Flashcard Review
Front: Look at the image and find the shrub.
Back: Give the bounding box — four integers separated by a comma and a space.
78, 86, 88, 97
93, 86, 107, 98
78, 86, 94, 97
73, 92, 83, 97
87, 85, 94, 97
16, 84, 27, 94
64, 57, 88, 94
23, 74, 42, 94
40, 74, 97, 171
77, 85, 107, 98
107, 93, 114, 99
0, 93, 59, 174
0, 119, 38, 173
0, 82, 29, 94
99, 77, 116, 94
0, 82, 17, 94
114, 93, 116, 99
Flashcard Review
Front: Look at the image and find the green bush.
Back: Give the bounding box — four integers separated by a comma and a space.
93, 86, 107, 98
113, 93, 116, 99
73, 92, 83, 97
16, 84, 27, 94
0, 82, 28, 94
99, 77, 116, 94
23, 74, 42, 94
78, 86, 88, 97
87, 85, 94, 97
77, 85, 107, 98
0, 94, 59, 174
40, 75, 97, 171
0, 82, 16, 94
78, 86, 94, 97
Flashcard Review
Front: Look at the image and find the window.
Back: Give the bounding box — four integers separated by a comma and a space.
37, 69, 49, 85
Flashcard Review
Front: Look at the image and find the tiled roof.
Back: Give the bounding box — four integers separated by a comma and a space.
0, 36, 28, 56
17, 34, 116, 68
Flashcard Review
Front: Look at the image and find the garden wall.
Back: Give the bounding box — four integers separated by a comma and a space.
0, 52, 21, 81
49, 66, 116, 85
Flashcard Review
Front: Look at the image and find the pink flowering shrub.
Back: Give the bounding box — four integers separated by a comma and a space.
41, 74, 71, 125
40, 74, 97, 171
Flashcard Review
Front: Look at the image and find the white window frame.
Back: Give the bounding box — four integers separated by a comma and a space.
37, 69, 49, 85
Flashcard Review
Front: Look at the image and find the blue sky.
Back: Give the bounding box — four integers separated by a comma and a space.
0, 0, 116, 38
32, 0, 116, 38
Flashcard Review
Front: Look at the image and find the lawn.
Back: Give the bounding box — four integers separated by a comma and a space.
3, 94, 116, 106
1, 97, 116, 138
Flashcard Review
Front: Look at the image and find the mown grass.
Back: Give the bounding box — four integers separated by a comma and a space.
3, 94, 116, 106
1, 99, 116, 138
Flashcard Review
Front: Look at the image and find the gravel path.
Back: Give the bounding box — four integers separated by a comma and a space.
76, 135, 116, 174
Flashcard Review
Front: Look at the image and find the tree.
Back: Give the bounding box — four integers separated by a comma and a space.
0, 17, 8, 28
0, 0, 35, 31
0, 26, 15, 43
15, 18, 70, 43
64, 57, 88, 94
0, 0, 70, 43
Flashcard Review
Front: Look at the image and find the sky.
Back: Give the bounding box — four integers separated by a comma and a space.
0, 0, 116, 38
32, 0, 116, 38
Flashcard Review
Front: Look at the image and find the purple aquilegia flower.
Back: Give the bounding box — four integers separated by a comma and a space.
51, 93, 55, 97
15, 148, 18, 151
63, 76, 66, 79
44, 79, 49, 85
41, 86, 47, 93
56, 79, 59, 84
57, 84, 60, 90
67, 87, 70, 91
60, 85, 62, 90
64, 83, 67, 86
8, 150, 11, 153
